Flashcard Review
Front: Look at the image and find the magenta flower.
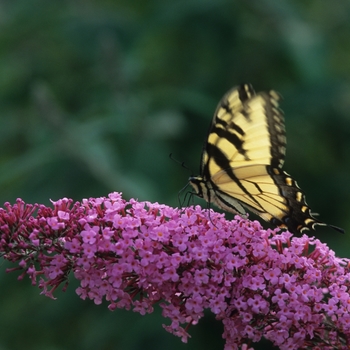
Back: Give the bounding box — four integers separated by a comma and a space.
0, 192, 349, 349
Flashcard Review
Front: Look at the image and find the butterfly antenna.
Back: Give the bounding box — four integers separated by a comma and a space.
169, 153, 193, 175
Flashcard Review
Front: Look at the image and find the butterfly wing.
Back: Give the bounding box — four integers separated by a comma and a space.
189, 84, 343, 234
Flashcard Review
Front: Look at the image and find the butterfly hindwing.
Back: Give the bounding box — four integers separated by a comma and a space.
189, 84, 343, 235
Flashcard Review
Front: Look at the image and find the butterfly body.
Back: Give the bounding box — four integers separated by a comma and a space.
189, 84, 344, 235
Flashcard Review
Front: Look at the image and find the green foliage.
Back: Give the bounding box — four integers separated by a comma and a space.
0, 0, 349, 349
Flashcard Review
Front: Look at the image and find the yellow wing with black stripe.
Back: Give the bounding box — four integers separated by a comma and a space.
189, 84, 343, 235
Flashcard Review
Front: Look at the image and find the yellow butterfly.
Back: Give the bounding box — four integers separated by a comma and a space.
189, 84, 343, 234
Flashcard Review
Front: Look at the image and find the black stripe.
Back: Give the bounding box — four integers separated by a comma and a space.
238, 84, 254, 101
220, 102, 232, 115
204, 143, 263, 210
215, 113, 246, 136
210, 126, 246, 155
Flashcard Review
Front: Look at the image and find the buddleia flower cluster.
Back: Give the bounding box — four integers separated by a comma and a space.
0, 192, 349, 349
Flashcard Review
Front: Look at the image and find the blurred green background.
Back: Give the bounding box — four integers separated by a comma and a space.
0, 1, 349, 349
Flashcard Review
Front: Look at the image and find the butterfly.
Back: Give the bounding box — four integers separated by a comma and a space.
188, 83, 344, 235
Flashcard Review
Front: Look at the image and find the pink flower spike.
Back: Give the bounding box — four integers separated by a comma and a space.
0, 192, 349, 349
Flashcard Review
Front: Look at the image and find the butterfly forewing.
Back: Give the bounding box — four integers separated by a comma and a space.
189, 83, 344, 235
